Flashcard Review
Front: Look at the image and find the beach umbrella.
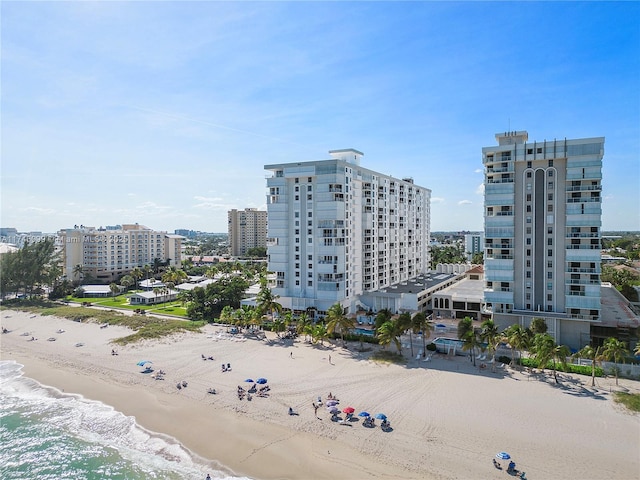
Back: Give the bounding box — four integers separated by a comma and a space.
327, 406, 339, 413
343, 407, 355, 414
358, 411, 370, 417
244, 378, 254, 383
496, 452, 511, 460
136, 360, 152, 366
375, 413, 387, 420
256, 378, 268, 384
326, 400, 338, 406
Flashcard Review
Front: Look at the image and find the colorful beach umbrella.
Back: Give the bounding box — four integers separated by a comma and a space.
244, 378, 254, 383
343, 407, 355, 414
358, 411, 370, 417
136, 360, 152, 366
326, 400, 338, 406
496, 452, 511, 460
375, 413, 387, 420
256, 378, 268, 384
327, 406, 339, 413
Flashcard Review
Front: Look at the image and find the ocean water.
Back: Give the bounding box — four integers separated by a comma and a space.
0, 361, 253, 480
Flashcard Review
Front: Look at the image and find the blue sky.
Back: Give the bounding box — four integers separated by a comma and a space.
2, 1, 639, 234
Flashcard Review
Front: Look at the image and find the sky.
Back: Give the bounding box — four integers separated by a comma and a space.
2, 1, 639, 234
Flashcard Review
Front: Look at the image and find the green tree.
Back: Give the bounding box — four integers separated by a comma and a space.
326, 303, 356, 345
120, 275, 135, 292
296, 312, 311, 342
72, 264, 84, 283
480, 319, 500, 370
376, 318, 404, 354
532, 333, 569, 383
109, 282, 119, 299
458, 317, 480, 366
374, 309, 393, 330
574, 345, 602, 387
310, 323, 329, 345
530, 317, 548, 335
601, 337, 629, 386
411, 312, 432, 357
130, 267, 143, 289
256, 275, 282, 319
396, 312, 413, 356
504, 324, 531, 368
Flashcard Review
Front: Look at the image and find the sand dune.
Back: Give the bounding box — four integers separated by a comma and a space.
1, 309, 638, 480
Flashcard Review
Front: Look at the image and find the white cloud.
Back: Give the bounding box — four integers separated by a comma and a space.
431, 197, 445, 204
458, 200, 472, 205
475, 183, 485, 195
474, 168, 483, 174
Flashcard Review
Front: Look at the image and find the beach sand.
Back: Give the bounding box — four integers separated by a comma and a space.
1, 309, 638, 480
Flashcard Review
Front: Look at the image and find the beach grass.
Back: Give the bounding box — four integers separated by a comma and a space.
612, 391, 640, 412
370, 350, 407, 365
5, 302, 204, 345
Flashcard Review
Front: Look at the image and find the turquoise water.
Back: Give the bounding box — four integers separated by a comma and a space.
0, 361, 253, 480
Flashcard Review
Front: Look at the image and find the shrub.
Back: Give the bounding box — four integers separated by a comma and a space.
426, 342, 437, 351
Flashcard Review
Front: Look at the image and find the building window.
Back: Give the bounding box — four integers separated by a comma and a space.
295, 229, 299, 235
296, 280, 300, 286
308, 177, 312, 182
547, 226, 553, 234
308, 281, 313, 286
526, 205, 532, 212
308, 212, 312, 217
526, 238, 531, 245
548, 249, 553, 256
526, 217, 532, 224
547, 261, 553, 268
547, 238, 553, 245
295, 186, 299, 192
308, 238, 312, 243
548, 160, 554, 167
295, 246, 299, 252
295, 178, 299, 183
295, 272, 300, 277
294, 211, 299, 218
295, 195, 299, 201
547, 272, 553, 279
537, 147, 542, 154
295, 263, 300, 269
548, 170, 554, 177
548, 193, 553, 201
527, 160, 532, 166
526, 194, 531, 201
526, 249, 531, 256
308, 255, 313, 260
526, 271, 531, 278
295, 254, 300, 260
307, 194, 312, 200
527, 171, 532, 178
547, 294, 553, 301
307, 185, 312, 191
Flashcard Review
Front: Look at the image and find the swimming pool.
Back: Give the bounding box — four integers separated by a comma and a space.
352, 327, 375, 337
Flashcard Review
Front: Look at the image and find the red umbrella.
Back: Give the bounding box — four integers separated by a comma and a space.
343, 406, 355, 414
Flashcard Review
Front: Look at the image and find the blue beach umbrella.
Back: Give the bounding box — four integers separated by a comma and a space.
244, 378, 254, 383
256, 378, 268, 384
358, 411, 370, 417
375, 413, 387, 420
136, 360, 152, 366
496, 452, 511, 460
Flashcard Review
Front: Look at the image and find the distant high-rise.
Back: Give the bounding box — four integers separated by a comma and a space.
483, 131, 604, 349
265, 149, 431, 315
227, 208, 268, 257
58, 224, 183, 283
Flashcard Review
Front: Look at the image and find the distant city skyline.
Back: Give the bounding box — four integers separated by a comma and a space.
2, 2, 639, 234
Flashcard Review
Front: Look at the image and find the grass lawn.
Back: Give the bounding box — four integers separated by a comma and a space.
613, 392, 640, 413
66, 295, 188, 318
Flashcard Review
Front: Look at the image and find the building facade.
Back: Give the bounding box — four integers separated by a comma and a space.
265, 149, 431, 315
483, 131, 604, 350
58, 224, 183, 283
464, 233, 484, 261
228, 208, 268, 257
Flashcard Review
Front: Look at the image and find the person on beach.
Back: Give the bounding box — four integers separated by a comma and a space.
206, 474, 211, 480
290, 351, 293, 358
328, 354, 331, 364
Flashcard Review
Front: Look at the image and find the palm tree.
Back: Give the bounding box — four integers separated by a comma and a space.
458, 317, 481, 366
574, 345, 601, 387
374, 309, 393, 330
411, 312, 431, 357
396, 312, 413, 356
296, 312, 311, 342
377, 320, 402, 353
143, 264, 152, 282
256, 276, 282, 320
152, 286, 161, 304
130, 267, 143, 290
504, 324, 531, 368
120, 274, 134, 292
480, 319, 500, 370
220, 305, 235, 324
272, 317, 285, 338
601, 337, 629, 386
310, 323, 329, 345
72, 264, 84, 283
326, 303, 356, 346
109, 282, 119, 300
532, 333, 570, 383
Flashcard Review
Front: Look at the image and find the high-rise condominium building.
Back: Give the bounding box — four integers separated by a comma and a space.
58, 224, 183, 282
228, 208, 268, 257
483, 131, 604, 349
265, 149, 431, 315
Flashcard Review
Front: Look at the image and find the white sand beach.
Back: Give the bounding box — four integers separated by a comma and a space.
1, 309, 639, 480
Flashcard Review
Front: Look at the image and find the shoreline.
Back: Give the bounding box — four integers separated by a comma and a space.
1, 309, 639, 480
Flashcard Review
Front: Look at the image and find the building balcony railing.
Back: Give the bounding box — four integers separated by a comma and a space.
566, 185, 601, 192
566, 245, 600, 250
